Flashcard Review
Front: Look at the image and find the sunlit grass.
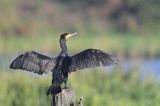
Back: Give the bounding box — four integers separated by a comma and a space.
0, 69, 160, 106
1, 33, 160, 57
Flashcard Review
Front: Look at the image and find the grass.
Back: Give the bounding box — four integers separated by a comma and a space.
0, 0, 160, 57
0, 69, 160, 106
0, 1, 160, 105
1, 32, 160, 57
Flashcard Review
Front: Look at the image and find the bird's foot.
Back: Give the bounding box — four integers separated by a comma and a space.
63, 83, 69, 89
63, 86, 69, 89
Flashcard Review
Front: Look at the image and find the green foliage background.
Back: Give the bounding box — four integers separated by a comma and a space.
0, 0, 160, 106
0, 69, 160, 106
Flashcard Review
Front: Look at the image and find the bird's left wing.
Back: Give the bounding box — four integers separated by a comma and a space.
68, 49, 118, 72
10, 51, 57, 75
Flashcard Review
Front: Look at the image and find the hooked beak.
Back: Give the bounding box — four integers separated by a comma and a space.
65, 32, 78, 40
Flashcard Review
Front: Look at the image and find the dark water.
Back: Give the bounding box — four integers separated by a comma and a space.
1, 54, 160, 80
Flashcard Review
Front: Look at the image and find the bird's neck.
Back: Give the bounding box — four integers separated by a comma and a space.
60, 39, 67, 55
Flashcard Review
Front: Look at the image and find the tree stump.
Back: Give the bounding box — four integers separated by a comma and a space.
51, 89, 83, 106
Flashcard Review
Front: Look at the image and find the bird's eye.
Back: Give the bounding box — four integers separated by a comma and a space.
64, 36, 67, 40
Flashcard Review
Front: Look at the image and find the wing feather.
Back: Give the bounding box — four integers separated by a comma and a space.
10, 51, 56, 75
68, 49, 118, 72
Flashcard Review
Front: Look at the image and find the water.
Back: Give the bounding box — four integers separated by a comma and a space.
1, 54, 160, 80
121, 58, 160, 80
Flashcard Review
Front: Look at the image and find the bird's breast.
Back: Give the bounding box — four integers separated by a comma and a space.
61, 56, 72, 72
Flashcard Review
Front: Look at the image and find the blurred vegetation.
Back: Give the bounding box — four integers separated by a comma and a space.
1, 32, 160, 57
0, 0, 160, 106
0, 0, 160, 56
0, 0, 159, 36
0, 69, 160, 106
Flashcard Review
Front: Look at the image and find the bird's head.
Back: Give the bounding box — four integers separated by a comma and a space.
60, 32, 78, 41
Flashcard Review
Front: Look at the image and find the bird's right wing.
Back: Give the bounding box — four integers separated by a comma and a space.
68, 49, 118, 72
10, 51, 57, 75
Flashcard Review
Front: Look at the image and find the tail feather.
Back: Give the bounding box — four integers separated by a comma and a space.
47, 85, 62, 95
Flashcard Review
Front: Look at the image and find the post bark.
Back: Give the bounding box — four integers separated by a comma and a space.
51, 89, 83, 106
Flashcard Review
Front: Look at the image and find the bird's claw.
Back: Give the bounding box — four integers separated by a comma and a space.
63, 86, 69, 89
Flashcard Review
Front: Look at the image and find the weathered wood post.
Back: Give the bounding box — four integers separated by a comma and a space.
51, 89, 83, 106
76, 97, 83, 106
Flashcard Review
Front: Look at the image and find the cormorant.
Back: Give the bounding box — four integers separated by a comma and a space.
10, 33, 118, 95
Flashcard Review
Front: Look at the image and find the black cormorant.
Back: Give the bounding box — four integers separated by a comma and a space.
10, 33, 118, 95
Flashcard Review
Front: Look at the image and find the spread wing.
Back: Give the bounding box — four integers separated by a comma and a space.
68, 49, 118, 72
10, 51, 56, 75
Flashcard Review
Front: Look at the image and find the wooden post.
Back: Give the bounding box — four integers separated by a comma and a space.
52, 89, 75, 106
75, 97, 83, 106
51, 89, 83, 106
51, 95, 55, 106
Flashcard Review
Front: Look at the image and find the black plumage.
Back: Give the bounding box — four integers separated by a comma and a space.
10, 33, 118, 95
67, 49, 118, 72
10, 51, 56, 74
